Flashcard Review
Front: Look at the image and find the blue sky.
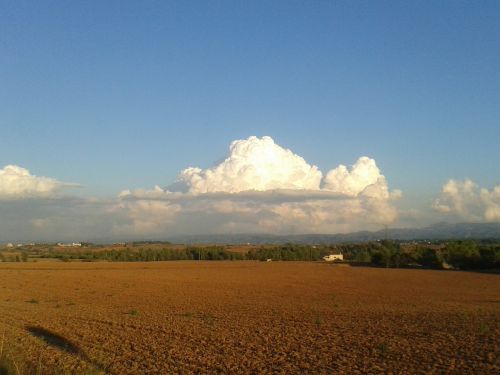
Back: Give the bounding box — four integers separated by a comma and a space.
0, 1, 499, 240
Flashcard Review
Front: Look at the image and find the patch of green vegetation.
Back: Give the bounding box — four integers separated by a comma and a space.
330, 294, 341, 308
314, 316, 323, 327
478, 323, 490, 333
81, 369, 105, 375
200, 313, 214, 324
179, 312, 194, 319
377, 343, 389, 354
127, 310, 139, 316
25, 299, 38, 304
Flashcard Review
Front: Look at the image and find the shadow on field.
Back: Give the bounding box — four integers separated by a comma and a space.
26, 326, 81, 356
26, 326, 110, 373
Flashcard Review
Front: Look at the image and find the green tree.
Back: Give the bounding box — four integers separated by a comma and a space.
354, 249, 372, 263
376, 240, 399, 268
444, 241, 481, 269
413, 247, 442, 268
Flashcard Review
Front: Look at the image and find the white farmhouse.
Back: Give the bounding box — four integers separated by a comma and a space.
323, 253, 343, 262
57, 242, 82, 247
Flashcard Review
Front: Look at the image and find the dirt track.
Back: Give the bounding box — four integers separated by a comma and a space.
0, 262, 498, 374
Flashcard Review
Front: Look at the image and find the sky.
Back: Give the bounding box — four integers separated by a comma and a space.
0, 1, 499, 241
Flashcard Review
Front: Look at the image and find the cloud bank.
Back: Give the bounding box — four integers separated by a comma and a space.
3, 137, 497, 242
116, 136, 402, 236
433, 179, 500, 221
0, 165, 76, 200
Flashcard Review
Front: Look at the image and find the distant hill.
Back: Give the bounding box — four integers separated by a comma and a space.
167, 222, 500, 244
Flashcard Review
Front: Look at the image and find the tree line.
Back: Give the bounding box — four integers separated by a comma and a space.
8, 240, 500, 270
337, 240, 499, 270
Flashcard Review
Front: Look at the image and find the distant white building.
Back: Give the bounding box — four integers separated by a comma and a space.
323, 253, 343, 262
6, 243, 14, 248
57, 242, 82, 247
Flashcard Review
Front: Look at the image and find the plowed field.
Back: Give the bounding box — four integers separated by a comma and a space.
0, 262, 498, 374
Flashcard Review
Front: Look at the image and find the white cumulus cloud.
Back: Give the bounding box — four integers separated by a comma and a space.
178, 136, 323, 193
323, 156, 399, 200
481, 185, 500, 221
433, 179, 500, 221
115, 136, 402, 236
0, 165, 76, 200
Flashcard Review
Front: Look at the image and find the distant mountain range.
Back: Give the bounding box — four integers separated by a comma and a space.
166, 222, 500, 244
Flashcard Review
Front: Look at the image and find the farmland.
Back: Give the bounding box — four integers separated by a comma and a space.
0, 262, 498, 374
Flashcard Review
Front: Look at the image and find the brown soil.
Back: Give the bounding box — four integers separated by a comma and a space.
0, 262, 498, 374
